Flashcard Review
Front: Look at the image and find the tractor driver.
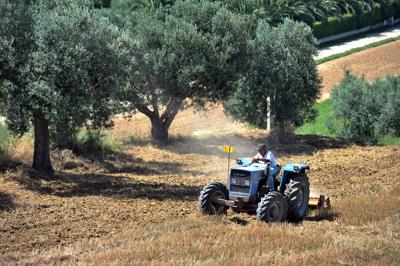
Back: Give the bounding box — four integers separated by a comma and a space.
252, 144, 280, 191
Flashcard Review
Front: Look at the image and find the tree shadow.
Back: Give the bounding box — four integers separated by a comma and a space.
0, 158, 22, 173
0, 192, 16, 212
97, 156, 203, 177
229, 216, 250, 226
54, 149, 204, 177
12, 171, 202, 201
305, 208, 339, 222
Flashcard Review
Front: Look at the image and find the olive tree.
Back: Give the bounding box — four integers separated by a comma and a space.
0, 1, 128, 174
123, 0, 253, 143
330, 72, 400, 143
224, 19, 321, 132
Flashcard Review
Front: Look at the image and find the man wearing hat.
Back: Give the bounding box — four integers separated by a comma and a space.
252, 143, 280, 191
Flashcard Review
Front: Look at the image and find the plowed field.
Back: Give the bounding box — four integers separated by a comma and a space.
0, 42, 399, 265
318, 40, 400, 100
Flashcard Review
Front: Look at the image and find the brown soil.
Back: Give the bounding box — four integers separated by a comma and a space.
1, 127, 399, 262
1, 42, 400, 264
318, 40, 400, 99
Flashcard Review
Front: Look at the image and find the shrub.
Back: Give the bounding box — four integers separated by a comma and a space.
0, 123, 9, 146
331, 73, 400, 143
73, 131, 121, 156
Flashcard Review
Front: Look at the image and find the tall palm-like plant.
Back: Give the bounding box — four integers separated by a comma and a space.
112, 0, 174, 12
335, 0, 374, 15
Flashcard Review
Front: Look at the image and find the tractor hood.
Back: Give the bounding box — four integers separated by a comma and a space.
283, 162, 310, 173
234, 158, 266, 173
231, 163, 267, 172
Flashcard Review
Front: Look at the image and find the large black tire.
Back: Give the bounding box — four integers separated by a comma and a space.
198, 182, 229, 215
256, 192, 288, 223
285, 174, 310, 222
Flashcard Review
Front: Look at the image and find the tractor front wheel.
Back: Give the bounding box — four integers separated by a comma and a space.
198, 182, 229, 215
256, 192, 288, 223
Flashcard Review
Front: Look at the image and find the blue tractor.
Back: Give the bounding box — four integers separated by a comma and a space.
198, 158, 310, 222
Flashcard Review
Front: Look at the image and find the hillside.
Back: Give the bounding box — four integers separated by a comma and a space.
318, 40, 400, 100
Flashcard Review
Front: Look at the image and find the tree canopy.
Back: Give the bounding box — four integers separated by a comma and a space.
224, 19, 321, 131
0, 0, 128, 174
121, 0, 254, 142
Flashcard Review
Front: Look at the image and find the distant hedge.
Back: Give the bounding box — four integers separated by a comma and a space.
313, 0, 400, 39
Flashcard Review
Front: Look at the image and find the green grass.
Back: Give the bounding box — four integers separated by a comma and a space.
316, 36, 400, 65
296, 99, 400, 146
378, 135, 400, 146
296, 99, 335, 137
74, 131, 122, 156
0, 123, 10, 145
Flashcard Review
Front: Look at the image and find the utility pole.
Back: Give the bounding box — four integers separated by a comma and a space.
267, 96, 271, 132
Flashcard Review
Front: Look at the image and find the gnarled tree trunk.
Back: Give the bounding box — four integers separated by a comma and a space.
136, 98, 182, 144
32, 111, 54, 176
150, 117, 169, 143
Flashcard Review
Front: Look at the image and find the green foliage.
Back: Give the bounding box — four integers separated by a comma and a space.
0, 123, 10, 146
313, 1, 400, 38
224, 19, 321, 129
93, 0, 112, 8
0, 0, 128, 142
122, 0, 254, 142
0, 0, 129, 172
73, 131, 121, 156
224, 0, 380, 26
313, 13, 357, 38
331, 73, 400, 143
296, 99, 335, 137
378, 135, 400, 146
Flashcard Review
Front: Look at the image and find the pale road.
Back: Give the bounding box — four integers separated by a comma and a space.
317, 25, 400, 60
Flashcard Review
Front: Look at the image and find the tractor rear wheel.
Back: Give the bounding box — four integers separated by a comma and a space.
285, 174, 310, 222
198, 182, 229, 215
256, 192, 288, 223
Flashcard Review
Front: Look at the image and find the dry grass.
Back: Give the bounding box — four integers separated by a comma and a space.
9, 193, 399, 266
0, 136, 33, 169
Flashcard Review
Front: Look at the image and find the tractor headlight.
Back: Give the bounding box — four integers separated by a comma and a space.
231, 178, 237, 185
244, 180, 250, 186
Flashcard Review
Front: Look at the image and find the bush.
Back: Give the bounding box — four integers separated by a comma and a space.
0, 123, 10, 146
313, 13, 358, 38
73, 131, 121, 156
357, 3, 383, 28
331, 73, 400, 143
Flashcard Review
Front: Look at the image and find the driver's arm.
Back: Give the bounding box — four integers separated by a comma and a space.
257, 158, 271, 163
251, 156, 259, 163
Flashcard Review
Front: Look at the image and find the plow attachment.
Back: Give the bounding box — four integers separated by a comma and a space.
308, 194, 331, 209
